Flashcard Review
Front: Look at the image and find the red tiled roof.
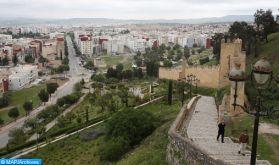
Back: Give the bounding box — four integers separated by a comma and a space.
80, 37, 91, 41
57, 38, 64, 42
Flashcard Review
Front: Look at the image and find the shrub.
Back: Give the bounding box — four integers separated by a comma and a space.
106, 110, 156, 145
0, 95, 9, 108
99, 137, 130, 161
199, 57, 210, 65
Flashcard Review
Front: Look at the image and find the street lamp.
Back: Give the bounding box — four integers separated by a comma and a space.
229, 59, 279, 165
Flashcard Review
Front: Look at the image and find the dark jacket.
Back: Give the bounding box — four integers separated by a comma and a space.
218, 123, 225, 133
239, 133, 249, 143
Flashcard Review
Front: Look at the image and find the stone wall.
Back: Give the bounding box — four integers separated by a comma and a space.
159, 67, 182, 81
166, 96, 227, 165
159, 65, 220, 88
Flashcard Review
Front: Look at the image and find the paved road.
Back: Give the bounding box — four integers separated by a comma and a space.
185, 96, 271, 165
0, 35, 91, 149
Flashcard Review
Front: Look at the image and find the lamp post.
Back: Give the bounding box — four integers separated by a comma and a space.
229, 59, 279, 165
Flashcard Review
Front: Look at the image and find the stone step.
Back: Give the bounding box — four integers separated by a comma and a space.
212, 155, 251, 161
226, 159, 272, 165
181, 96, 271, 165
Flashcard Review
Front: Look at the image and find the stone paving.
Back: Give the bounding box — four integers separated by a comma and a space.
185, 96, 271, 165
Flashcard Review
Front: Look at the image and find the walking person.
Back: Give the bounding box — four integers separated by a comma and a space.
238, 130, 249, 156
217, 120, 226, 143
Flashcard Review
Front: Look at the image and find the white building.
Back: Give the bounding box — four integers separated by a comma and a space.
8, 65, 38, 90
80, 36, 93, 56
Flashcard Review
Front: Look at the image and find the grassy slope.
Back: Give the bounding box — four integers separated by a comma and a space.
246, 32, 279, 107
101, 55, 133, 69
117, 121, 171, 165
22, 101, 180, 165
225, 115, 279, 164
0, 85, 45, 124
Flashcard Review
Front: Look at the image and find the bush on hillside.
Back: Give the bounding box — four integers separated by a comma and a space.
99, 137, 130, 161
99, 110, 156, 161
106, 110, 155, 145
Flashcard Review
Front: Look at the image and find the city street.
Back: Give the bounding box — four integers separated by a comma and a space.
0, 35, 91, 149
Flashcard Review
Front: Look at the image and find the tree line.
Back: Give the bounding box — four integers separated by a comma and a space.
212, 9, 279, 59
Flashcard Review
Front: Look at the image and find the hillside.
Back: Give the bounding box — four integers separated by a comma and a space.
0, 15, 254, 25
246, 32, 279, 109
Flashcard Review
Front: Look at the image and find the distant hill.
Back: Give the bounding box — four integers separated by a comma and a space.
0, 15, 254, 26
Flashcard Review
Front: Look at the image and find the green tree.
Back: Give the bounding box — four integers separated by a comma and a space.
46, 83, 59, 98
24, 118, 38, 129
254, 9, 277, 42
8, 128, 27, 146
168, 80, 173, 105
118, 86, 129, 107
65, 112, 76, 123
0, 94, 9, 108
184, 46, 190, 59
116, 63, 124, 73
38, 89, 49, 105
1, 56, 9, 66
38, 56, 47, 67
74, 82, 82, 93
12, 55, 18, 66
0, 117, 4, 125
62, 57, 69, 65
8, 107, 19, 121
212, 33, 224, 61
24, 55, 35, 63
191, 49, 196, 55
23, 101, 33, 116
229, 21, 256, 53
163, 60, 173, 67
80, 78, 85, 86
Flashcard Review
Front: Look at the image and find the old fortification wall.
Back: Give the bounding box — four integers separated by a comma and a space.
159, 65, 220, 88
166, 96, 227, 165
159, 67, 182, 81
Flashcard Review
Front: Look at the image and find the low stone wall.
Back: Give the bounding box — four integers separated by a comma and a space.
166, 96, 227, 165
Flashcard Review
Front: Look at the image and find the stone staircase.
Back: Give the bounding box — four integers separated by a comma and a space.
185, 96, 271, 165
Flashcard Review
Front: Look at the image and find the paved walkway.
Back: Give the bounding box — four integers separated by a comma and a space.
186, 96, 271, 165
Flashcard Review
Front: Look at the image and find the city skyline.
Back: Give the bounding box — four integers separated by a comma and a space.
0, 0, 278, 19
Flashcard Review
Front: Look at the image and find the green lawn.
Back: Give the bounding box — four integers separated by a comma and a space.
117, 121, 172, 165
22, 100, 181, 165
23, 125, 105, 165
225, 115, 279, 164
70, 95, 104, 121
0, 85, 45, 124
101, 55, 133, 69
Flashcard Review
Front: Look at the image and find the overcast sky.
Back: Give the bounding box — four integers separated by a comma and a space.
0, 0, 278, 19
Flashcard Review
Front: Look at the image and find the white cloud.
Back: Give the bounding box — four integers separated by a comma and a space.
0, 0, 278, 19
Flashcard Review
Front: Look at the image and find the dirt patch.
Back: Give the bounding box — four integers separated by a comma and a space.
262, 134, 279, 162
259, 123, 279, 135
